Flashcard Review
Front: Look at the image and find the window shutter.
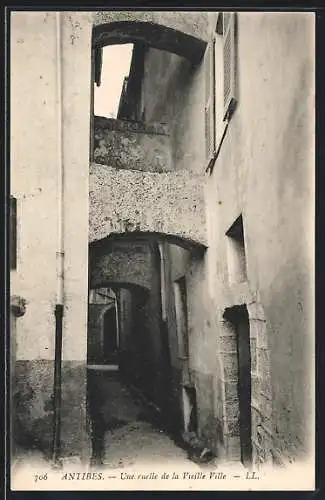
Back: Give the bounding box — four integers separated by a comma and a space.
223, 12, 237, 121
10, 196, 17, 270
94, 45, 103, 87
204, 38, 216, 163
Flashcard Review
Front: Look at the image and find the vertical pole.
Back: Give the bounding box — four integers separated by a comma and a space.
52, 11, 64, 465
53, 304, 63, 463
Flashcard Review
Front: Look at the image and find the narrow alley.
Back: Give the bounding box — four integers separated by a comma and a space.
10, 12, 315, 489
87, 367, 203, 469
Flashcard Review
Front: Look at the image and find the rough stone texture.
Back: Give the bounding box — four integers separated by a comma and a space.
92, 11, 209, 63
93, 116, 172, 173
89, 162, 207, 246
90, 240, 153, 290
60, 361, 91, 461
192, 371, 216, 450
13, 360, 54, 458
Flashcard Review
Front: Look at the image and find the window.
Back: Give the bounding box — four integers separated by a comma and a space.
226, 214, 247, 284
205, 12, 238, 171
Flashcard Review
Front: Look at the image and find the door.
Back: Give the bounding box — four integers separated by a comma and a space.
235, 305, 252, 466
224, 304, 252, 466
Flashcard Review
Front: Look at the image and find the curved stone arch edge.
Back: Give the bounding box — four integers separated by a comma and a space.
89, 231, 207, 255
91, 20, 207, 64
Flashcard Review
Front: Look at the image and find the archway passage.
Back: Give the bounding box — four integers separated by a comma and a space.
92, 20, 207, 65
87, 287, 120, 367
87, 233, 204, 466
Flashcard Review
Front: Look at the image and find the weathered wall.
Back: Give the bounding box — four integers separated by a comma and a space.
11, 12, 58, 361
11, 12, 92, 460
89, 163, 206, 246
204, 12, 315, 464
139, 12, 314, 465
11, 11, 58, 456
93, 117, 172, 173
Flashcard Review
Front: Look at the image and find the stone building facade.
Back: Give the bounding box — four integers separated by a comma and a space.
10, 11, 314, 469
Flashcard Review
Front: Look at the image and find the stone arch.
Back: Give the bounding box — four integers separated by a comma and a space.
92, 13, 208, 64
91, 281, 150, 296
91, 231, 206, 251
90, 163, 207, 247
89, 232, 205, 291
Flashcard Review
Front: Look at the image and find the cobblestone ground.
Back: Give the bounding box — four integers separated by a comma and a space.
88, 369, 201, 470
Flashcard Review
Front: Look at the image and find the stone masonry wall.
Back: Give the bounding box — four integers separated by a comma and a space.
93, 117, 172, 173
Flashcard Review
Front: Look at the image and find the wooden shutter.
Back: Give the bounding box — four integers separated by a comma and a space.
204, 38, 216, 163
223, 12, 237, 121
10, 196, 17, 270
94, 45, 103, 87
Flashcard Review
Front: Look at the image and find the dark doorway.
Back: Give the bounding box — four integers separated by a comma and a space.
224, 304, 252, 466
103, 307, 118, 364
182, 386, 198, 433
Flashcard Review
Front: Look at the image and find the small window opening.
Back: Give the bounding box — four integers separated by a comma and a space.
226, 214, 247, 284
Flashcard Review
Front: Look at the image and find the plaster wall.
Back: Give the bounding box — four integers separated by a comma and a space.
10, 11, 93, 459
204, 12, 315, 462
11, 12, 58, 362
139, 12, 314, 462
142, 49, 206, 175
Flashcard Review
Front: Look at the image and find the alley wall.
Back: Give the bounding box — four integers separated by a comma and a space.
139, 12, 315, 464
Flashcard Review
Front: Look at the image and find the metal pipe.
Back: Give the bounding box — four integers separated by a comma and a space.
55, 12, 64, 306
158, 243, 167, 321
52, 11, 64, 464
52, 304, 63, 463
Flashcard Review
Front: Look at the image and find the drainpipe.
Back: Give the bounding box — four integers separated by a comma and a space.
158, 243, 167, 322
52, 11, 64, 465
